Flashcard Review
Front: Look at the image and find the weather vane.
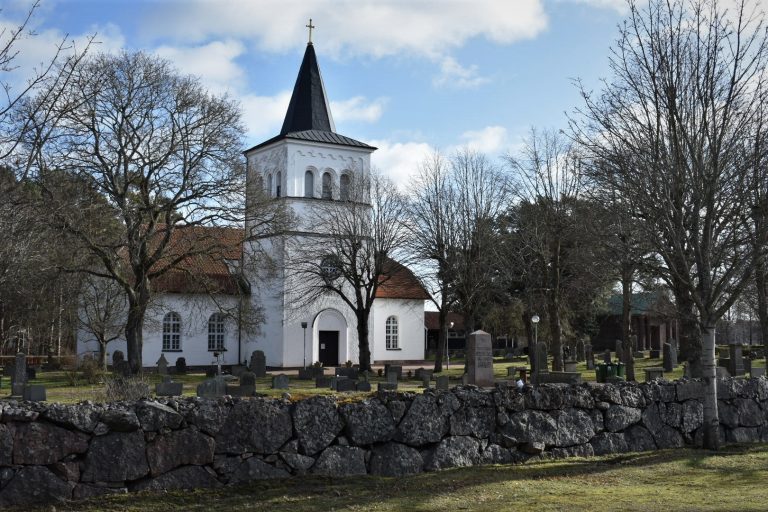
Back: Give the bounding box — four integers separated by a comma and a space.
306, 18, 316, 44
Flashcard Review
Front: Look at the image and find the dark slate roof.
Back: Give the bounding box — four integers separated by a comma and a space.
281, 43, 334, 134
243, 44, 376, 154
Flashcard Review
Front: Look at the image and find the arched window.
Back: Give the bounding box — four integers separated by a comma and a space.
385, 316, 399, 350
276, 171, 282, 198
322, 172, 332, 199
304, 170, 314, 198
340, 174, 350, 201
266, 173, 273, 196
208, 313, 225, 351
162, 312, 181, 351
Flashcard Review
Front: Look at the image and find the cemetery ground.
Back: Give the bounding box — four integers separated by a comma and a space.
15, 443, 768, 512
5, 350, 765, 403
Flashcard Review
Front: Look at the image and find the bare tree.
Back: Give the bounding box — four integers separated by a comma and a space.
289, 171, 409, 371
78, 276, 126, 369
22, 51, 280, 373
573, 0, 768, 448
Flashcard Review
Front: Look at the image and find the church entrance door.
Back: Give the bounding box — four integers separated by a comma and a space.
318, 330, 339, 366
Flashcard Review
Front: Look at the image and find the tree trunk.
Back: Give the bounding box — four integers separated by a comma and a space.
98, 340, 108, 371
621, 270, 635, 381
523, 310, 534, 370
433, 306, 447, 373
755, 257, 768, 361
548, 238, 563, 371
701, 325, 720, 450
356, 310, 371, 371
675, 288, 702, 377
125, 279, 150, 375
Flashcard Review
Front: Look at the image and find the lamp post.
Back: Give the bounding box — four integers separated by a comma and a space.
301, 321, 308, 369
446, 321, 454, 369
531, 314, 540, 373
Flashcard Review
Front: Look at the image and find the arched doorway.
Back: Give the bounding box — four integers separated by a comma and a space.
313, 309, 347, 366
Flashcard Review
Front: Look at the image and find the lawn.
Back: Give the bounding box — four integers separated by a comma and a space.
10, 349, 765, 403
20, 444, 768, 512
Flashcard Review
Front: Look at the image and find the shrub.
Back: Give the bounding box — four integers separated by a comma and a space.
102, 374, 151, 402
79, 355, 103, 385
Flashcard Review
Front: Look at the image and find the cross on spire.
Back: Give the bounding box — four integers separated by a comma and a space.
306, 19, 315, 45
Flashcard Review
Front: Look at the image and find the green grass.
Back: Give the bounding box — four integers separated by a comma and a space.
10, 350, 765, 403
21, 444, 768, 512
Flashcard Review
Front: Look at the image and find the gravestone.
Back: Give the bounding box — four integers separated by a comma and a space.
649, 348, 660, 359
751, 367, 766, 378
156, 376, 183, 396
196, 376, 226, 398
422, 374, 431, 389
644, 367, 664, 382
435, 375, 449, 390
11, 353, 27, 396
250, 350, 267, 378
315, 376, 332, 388
387, 371, 399, 385
585, 343, 595, 370
575, 340, 585, 362
602, 349, 612, 364
563, 360, 578, 373
298, 368, 313, 380
467, 330, 494, 387
112, 350, 125, 369
175, 357, 187, 374
22, 384, 46, 402
716, 366, 730, 378
332, 377, 356, 392
532, 341, 549, 385
356, 381, 372, 392
271, 374, 289, 389
237, 371, 257, 396
615, 340, 624, 363
384, 364, 403, 380
728, 345, 745, 377
630, 334, 639, 352
743, 357, 752, 376
377, 382, 397, 391
156, 354, 169, 375
663, 343, 677, 372
115, 360, 131, 377
335, 367, 359, 380
461, 373, 470, 385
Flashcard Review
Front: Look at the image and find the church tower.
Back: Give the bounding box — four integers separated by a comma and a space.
243, 36, 376, 368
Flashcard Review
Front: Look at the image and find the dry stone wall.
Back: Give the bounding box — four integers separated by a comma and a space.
2, 377, 768, 507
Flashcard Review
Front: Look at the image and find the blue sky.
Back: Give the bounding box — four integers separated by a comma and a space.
2, 0, 632, 184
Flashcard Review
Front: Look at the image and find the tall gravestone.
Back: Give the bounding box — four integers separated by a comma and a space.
575, 340, 585, 362
662, 343, 673, 372
728, 344, 745, 377
585, 343, 595, 370
532, 341, 549, 385
467, 330, 494, 387
615, 340, 624, 363
156, 354, 169, 375
11, 353, 27, 396
250, 350, 266, 378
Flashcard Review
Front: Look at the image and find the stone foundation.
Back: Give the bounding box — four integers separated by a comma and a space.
2, 377, 768, 507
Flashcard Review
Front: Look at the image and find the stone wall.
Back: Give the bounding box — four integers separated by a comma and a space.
2, 378, 768, 507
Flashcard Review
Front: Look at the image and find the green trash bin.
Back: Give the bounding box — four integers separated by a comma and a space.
616, 362, 625, 379
605, 363, 617, 379
596, 363, 606, 383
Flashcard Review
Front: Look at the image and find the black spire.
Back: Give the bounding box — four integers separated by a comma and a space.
280, 43, 335, 135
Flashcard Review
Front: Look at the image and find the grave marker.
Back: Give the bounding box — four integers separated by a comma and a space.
250, 350, 266, 378
575, 340, 585, 362
585, 343, 595, 370
196, 376, 226, 398
663, 343, 676, 372
23, 385, 46, 402
11, 353, 27, 396
156, 354, 169, 375
467, 330, 494, 387
271, 374, 290, 389
728, 345, 745, 377
156, 376, 183, 396
436, 375, 449, 390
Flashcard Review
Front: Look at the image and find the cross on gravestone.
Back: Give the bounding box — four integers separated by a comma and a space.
271, 374, 290, 389
467, 330, 494, 387
155, 376, 183, 396
156, 354, 169, 375
250, 350, 266, 378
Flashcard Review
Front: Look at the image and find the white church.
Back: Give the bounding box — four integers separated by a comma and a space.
77, 40, 429, 369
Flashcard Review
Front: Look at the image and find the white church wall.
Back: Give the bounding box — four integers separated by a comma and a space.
371, 298, 426, 362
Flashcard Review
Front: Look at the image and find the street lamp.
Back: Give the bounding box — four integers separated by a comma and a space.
301, 321, 308, 368
531, 315, 540, 346
447, 321, 455, 369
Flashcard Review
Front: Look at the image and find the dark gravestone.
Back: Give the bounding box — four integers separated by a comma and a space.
467, 330, 494, 387
614, 340, 624, 363
585, 344, 595, 370
23, 384, 46, 402
728, 345, 745, 377
663, 343, 675, 372
383, 364, 402, 380
250, 350, 267, 378
236, 371, 257, 396
435, 375, 449, 390
649, 349, 661, 359
156, 354, 169, 375
644, 367, 664, 382
743, 357, 752, 376
377, 382, 397, 391
356, 381, 372, 392
175, 357, 187, 374
271, 374, 289, 390
332, 377, 356, 392
11, 353, 27, 396
603, 349, 612, 364
335, 367, 359, 380
298, 368, 313, 380
563, 360, 578, 373
112, 350, 125, 368
196, 376, 226, 398
386, 371, 398, 385
156, 376, 183, 397
315, 376, 332, 389
575, 340, 585, 362
421, 375, 431, 389
751, 367, 766, 378
534, 342, 548, 375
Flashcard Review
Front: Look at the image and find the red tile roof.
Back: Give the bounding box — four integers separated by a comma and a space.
376, 259, 431, 300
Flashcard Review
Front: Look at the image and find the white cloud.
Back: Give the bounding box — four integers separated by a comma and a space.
458, 125, 509, 154
144, 1, 549, 59
433, 56, 490, 89
155, 39, 246, 95
330, 96, 387, 123
240, 90, 292, 144
560, 0, 628, 13
370, 139, 434, 189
